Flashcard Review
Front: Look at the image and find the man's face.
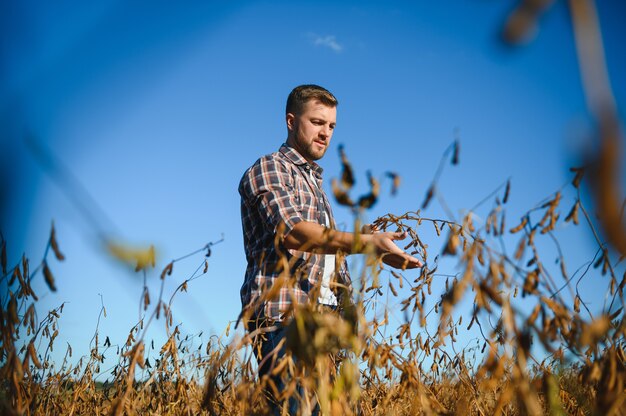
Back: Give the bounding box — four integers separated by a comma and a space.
286, 99, 337, 163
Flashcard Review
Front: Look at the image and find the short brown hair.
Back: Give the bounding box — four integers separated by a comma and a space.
286, 84, 338, 115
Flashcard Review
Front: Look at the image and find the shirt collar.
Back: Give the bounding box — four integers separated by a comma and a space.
279, 143, 324, 176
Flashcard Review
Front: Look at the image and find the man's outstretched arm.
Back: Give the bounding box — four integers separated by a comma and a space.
283, 221, 422, 270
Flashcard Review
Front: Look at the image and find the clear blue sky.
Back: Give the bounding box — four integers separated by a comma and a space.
2, 0, 625, 373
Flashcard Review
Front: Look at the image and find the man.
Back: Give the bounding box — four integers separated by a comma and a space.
239, 84, 421, 413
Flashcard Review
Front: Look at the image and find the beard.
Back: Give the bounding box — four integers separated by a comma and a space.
300, 140, 327, 161
289, 130, 329, 162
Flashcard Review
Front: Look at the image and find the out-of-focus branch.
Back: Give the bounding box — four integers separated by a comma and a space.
569, 0, 626, 257
503, 0, 625, 256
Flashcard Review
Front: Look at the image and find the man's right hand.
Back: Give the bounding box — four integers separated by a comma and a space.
365, 231, 423, 270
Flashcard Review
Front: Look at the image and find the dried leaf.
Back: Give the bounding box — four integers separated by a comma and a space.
451, 140, 460, 165
8, 294, 18, 324
358, 171, 380, 209
594, 252, 604, 269
389, 281, 398, 297
570, 166, 585, 188
49, 222, 65, 261
1, 240, 6, 275
143, 289, 150, 310
515, 236, 527, 260
43, 261, 57, 292
161, 262, 174, 280
442, 230, 459, 256
422, 185, 435, 209
433, 221, 441, 236
503, 179, 511, 204
579, 316, 610, 347
510, 217, 528, 234
338, 144, 355, 189
522, 269, 539, 297
386, 172, 401, 196
28, 342, 42, 369
527, 304, 541, 326
331, 178, 354, 207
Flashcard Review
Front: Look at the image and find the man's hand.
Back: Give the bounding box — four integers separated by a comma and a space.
365, 231, 423, 269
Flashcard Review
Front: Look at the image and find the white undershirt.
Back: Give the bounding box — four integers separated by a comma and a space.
319, 237, 338, 305
308, 169, 338, 306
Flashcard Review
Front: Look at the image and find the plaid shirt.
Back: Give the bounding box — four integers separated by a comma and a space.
239, 144, 351, 321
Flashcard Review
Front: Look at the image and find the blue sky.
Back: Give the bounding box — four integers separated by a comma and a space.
2, 0, 625, 373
